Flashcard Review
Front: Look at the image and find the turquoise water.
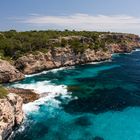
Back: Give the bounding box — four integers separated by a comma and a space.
11, 50, 140, 140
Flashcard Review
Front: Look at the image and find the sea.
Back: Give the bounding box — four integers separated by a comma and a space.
9, 49, 140, 140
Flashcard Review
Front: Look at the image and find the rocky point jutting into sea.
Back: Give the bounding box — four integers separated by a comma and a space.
0, 87, 39, 140
0, 32, 140, 140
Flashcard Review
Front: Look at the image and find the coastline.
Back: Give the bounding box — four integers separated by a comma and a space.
17, 47, 140, 78
8, 48, 140, 140
0, 33, 140, 140
0, 32, 140, 84
0, 48, 140, 140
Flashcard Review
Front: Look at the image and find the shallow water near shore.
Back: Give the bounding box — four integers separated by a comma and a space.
10, 50, 140, 140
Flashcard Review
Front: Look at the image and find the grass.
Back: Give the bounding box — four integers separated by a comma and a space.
0, 86, 8, 99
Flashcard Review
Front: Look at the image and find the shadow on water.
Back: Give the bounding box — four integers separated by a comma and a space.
12, 121, 49, 140
63, 87, 140, 114
10, 51, 140, 140
73, 116, 92, 127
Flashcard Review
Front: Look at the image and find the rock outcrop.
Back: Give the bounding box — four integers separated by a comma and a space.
0, 33, 140, 79
15, 47, 111, 74
0, 33, 139, 139
7, 88, 39, 104
0, 60, 24, 83
0, 93, 24, 140
107, 42, 140, 53
14, 34, 140, 75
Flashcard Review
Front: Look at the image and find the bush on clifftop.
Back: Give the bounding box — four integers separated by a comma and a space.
0, 30, 138, 60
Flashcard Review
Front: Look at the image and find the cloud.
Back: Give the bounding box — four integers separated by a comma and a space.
28, 13, 40, 16
14, 13, 140, 33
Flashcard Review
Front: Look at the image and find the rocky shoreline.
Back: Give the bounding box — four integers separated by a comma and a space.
7, 88, 39, 104
0, 93, 24, 140
0, 88, 39, 140
0, 33, 140, 140
0, 45, 139, 84
0, 33, 140, 83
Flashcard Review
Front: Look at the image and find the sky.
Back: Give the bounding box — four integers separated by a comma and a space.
0, 0, 140, 34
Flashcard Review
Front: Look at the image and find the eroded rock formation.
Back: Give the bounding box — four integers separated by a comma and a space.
0, 33, 140, 80
0, 60, 24, 83
7, 88, 39, 104
15, 48, 111, 74
0, 93, 24, 140
14, 34, 140, 74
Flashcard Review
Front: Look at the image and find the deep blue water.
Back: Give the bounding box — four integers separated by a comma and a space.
11, 50, 140, 140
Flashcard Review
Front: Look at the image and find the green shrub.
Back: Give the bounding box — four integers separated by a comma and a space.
61, 38, 68, 47
0, 86, 8, 99
0, 30, 136, 60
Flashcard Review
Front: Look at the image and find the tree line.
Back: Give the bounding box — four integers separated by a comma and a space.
0, 30, 135, 60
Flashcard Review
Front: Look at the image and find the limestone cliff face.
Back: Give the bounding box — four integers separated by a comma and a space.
107, 42, 140, 53
0, 60, 24, 83
14, 34, 140, 75
0, 93, 24, 140
0, 33, 140, 79
0, 33, 139, 139
102, 33, 140, 53
15, 47, 111, 74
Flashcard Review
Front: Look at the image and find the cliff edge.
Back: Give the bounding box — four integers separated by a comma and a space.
0, 93, 24, 140
0, 60, 24, 83
15, 47, 111, 74
0, 32, 140, 82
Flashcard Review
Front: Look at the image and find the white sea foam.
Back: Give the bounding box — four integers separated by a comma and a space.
89, 59, 112, 65
17, 125, 26, 133
12, 80, 71, 113
25, 66, 75, 78
13, 81, 67, 94
123, 48, 140, 54
22, 96, 61, 113
133, 48, 140, 52
112, 48, 140, 56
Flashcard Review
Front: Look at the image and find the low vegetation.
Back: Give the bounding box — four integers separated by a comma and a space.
0, 86, 8, 99
0, 30, 138, 60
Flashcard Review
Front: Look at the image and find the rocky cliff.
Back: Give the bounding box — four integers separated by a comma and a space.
15, 41, 140, 75
0, 32, 139, 139
0, 60, 24, 83
15, 47, 111, 74
0, 33, 140, 81
0, 93, 24, 140
107, 42, 140, 53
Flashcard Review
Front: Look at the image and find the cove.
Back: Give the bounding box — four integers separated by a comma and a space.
10, 50, 140, 140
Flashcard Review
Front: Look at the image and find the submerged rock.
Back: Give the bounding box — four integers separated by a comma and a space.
0, 93, 24, 140
93, 136, 104, 140
74, 116, 92, 126
0, 60, 24, 83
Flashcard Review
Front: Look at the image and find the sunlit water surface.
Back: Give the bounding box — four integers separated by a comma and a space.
10, 50, 140, 140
